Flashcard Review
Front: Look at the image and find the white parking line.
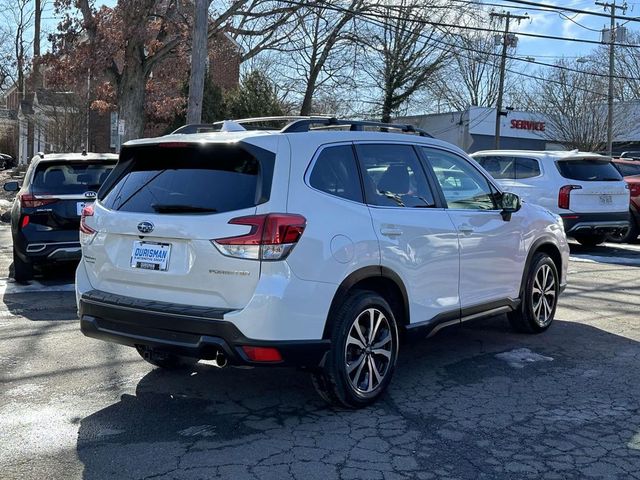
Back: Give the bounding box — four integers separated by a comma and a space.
0, 277, 75, 295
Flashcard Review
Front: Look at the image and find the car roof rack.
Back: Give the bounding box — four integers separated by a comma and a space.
171, 116, 432, 137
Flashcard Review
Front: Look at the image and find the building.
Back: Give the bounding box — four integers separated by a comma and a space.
1, 32, 242, 165
398, 106, 559, 153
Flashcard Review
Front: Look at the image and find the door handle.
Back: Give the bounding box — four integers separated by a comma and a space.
459, 227, 474, 235
380, 227, 403, 237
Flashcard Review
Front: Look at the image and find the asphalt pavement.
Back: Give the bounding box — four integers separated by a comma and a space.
1, 222, 640, 480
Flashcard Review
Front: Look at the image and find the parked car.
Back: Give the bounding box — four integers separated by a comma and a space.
620, 151, 640, 160
0, 153, 14, 169
76, 117, 569, 408
3, 152, 118, 282
472, 150, 630, 247
609, 158, 640, 243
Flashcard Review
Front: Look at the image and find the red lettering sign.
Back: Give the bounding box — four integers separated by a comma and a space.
510, 119, 545, 132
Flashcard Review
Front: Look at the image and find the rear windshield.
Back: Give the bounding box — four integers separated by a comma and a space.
556, 159, 623, 181
32, 161, 116, 194
100, 143, 274, 214
614, 162, 640, 177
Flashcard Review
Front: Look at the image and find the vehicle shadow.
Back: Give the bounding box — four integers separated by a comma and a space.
76, 316, 640, 480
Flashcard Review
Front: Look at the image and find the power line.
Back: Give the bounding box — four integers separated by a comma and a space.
495, 0, 640, 23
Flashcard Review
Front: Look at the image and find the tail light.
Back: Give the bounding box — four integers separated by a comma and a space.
19, 193, 58, 208
629, 183, 640, 197
212, 213, 306, 261
558, 185, 582, 210
21, 215, 30, 229
80, 204, 97, 244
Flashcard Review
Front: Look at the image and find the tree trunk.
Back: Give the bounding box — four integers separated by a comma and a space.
186, 0, 209, 124
299, 67, 321, 116
32, 0, 42, 90
118, 63, 147, 142
381, 90, 394, 123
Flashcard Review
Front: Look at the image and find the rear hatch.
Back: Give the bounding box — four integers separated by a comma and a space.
25, 159, 116, 240
83, 141, 278, 309
556, 157, 629, 213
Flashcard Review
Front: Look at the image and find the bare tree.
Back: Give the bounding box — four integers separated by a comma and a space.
0, 0, 36, 100
527, 60, 624, 151
358, 0, 452, 123
284, 0, 366, 116
429, 30, 516, 111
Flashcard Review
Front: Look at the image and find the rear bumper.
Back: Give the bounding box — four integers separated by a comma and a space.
79, 289, 330, 368
16, 240, 81, 264
561, 211, 630, 236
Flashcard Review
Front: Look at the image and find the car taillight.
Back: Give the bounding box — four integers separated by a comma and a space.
558, 185, 582, 210
21, 215, 30, 228
19, 193, 58, 208
629, 183, 640, 197
80, 204, 97, 244
212, 213, 306, 261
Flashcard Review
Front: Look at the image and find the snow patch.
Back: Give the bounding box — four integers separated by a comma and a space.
495, 348, 553, 369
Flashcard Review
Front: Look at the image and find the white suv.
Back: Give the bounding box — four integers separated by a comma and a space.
76, 117, 569, 408
472, 150, 630, 247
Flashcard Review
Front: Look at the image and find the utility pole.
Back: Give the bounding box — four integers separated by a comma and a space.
596, 1, 627, 157
490, 11, 529, 149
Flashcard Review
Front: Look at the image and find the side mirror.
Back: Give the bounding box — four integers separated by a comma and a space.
3, 181, 19, 192
499, 192, 521, 221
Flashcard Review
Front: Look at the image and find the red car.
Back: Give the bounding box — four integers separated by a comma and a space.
611, 158, 640, 243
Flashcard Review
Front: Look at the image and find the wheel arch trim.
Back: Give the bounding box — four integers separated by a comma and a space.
322, 266, 409, 340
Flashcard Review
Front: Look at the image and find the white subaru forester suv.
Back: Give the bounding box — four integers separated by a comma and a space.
76, 117, 569, 408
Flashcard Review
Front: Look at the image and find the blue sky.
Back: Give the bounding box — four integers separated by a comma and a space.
489, 0, 640, 59
41, 0, 638, 62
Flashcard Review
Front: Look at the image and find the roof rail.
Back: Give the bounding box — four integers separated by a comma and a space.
281, 117, 432, 137
171, 116, 432, 137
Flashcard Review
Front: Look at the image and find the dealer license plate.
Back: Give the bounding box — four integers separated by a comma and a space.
599, 194, 612, 205
130, 241, 171, 271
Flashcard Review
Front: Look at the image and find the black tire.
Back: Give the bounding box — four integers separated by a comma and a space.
575, 234, 607, 247
508, 252, 559, 334
135, 346, 199, 370
11, 248, 33, 283
606, 217, 639, 244
311, 290, 399, 408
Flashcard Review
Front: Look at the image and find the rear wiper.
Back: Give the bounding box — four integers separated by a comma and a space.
151, 204, 217, 213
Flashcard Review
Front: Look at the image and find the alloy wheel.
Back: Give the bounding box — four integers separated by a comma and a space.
344, 308, 394, 395
531, 264, 556, 327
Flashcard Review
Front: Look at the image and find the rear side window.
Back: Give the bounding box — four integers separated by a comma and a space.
515, 158, 541, 179
475, 156, 514, 179
556, 159, 622, 181
476, 156, 540, 179
100, 143, 274, 214
32, 161, 116, 194
309, 145, 363, 202
615, 162, 640, 177
356, 144, 436, 208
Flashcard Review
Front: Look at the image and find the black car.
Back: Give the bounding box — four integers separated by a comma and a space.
0, 153, 14, 169
3, 152, 118, 281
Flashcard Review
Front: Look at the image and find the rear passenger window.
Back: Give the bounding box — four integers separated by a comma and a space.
309, 145, 363, 203
475, 156, 540, 180
475, 156, 514, 179
515, 158, 541, 179
356, 144, 435, 208
32, 161, 116, 194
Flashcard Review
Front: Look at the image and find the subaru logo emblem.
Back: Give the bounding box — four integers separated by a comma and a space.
137, 221, 154, 234
84, 191, 97, 199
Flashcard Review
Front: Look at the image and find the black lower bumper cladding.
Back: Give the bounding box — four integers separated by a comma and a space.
561, 211, 630, 235
79, 289, 330, 368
